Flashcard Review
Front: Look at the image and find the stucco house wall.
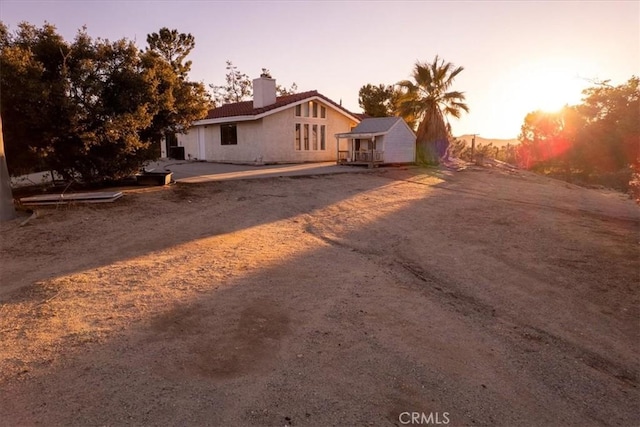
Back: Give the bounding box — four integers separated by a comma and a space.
179, 128, 200, 160
200, 120, 264, 163
259, 102, 356, 163
178, 98, 357, 164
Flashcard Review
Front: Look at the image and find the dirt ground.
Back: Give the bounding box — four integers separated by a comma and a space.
0, 166, 638, 426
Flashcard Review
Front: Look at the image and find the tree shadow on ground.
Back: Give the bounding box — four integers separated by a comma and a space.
1, 167, 638, 426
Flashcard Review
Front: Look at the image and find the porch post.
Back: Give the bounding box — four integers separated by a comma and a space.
370, 136, 375, 168
351, 139, 354, 162
335, 136, 339, 164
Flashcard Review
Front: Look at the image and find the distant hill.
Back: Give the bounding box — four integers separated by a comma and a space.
455, 134, 520, 148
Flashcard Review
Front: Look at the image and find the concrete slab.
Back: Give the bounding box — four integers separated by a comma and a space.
10, 161, 380, 191
145, 160, 375, 184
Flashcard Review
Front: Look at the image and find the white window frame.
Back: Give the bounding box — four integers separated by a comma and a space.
293, 102, 328, 151
312, 124, 318, 150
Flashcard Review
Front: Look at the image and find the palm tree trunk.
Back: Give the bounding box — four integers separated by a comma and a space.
416, 107, 449, 164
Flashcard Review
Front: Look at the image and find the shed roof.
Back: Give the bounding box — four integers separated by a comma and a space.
349, 117, 403, 134
335, 116, 411, 139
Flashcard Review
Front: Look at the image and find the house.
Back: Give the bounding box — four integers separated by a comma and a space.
335, 117, 416, 167
172, 77, 360, 164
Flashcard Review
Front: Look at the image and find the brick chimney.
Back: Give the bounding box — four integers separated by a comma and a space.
253, 76, 277, 108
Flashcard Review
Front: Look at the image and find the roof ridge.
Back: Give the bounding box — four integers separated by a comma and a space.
203, 89, 357, 121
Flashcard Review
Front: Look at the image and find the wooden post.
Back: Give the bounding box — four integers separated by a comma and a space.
471, 134, 477, 159
0, 115, 16, 221
369, 138, 373, 168
371, 136, 375, 168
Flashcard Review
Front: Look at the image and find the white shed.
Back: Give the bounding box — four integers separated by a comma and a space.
335, 117, 416, 167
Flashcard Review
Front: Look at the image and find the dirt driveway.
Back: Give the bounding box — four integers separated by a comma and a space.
0, 166, 638, 426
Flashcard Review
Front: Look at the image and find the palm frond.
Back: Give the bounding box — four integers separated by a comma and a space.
443, 106, 463, 119
452, 101, 470, 113
448, 66, 464, 81
414, 63, 433, 88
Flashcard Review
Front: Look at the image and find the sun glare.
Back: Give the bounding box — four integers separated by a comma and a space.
525, 65, 585, 113
506, 61, 587, 115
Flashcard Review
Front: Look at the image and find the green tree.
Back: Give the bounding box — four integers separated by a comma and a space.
517, 107, 581, 171
396, 56, 469, 164
0, 22, 71, 176
518, 77, 639, 173
517, 77, 638, 190
143, 28, 211, 156
276, 82, 298, 96
48, 32, 158, 182
358, 84, 396, 117
575, 76, 639, 173
0, 23, 210, 183
210, 62, 297, 106
260, 68, 298, 96
210, 60, 253, 106
146, 27, 194, 77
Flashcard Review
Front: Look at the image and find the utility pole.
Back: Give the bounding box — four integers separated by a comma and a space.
0, 115, 16, 221
470, 134, 479, 159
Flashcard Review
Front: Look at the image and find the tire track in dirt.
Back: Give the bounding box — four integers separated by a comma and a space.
373, 169, 639, 223
303, 219, 638, 408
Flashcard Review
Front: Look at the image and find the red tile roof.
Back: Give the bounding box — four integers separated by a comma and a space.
352, 112, 370, 121
204, 90, 359, 121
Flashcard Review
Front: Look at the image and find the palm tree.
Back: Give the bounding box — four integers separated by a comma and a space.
396, 56, 469, 164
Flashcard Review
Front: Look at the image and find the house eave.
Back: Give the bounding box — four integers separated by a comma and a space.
335, 131, 388, 139
193, 95, 361, 127
193, 115, 259, 126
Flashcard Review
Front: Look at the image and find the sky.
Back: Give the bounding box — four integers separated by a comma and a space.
1, 1, 638, 139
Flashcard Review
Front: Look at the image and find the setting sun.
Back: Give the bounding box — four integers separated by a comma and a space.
478, 59, 593, 138
512, 61, 587, 113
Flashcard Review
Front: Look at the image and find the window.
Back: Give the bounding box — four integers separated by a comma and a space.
312, 124, 318, 150
294, 102, 327, 120
295, 123, 326, 151
221, 124, 237, 145
293, 100, 327, 151
166, 132, 178, 147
